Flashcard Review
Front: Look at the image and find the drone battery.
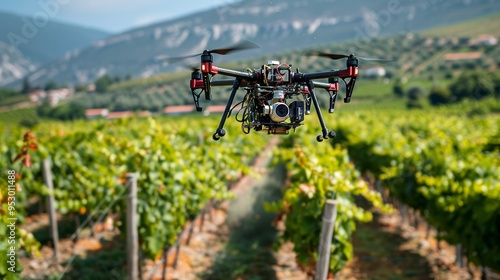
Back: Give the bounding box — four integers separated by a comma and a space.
289, 101, 305, 123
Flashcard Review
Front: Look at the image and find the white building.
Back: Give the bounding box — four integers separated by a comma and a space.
363, 66, 386, 78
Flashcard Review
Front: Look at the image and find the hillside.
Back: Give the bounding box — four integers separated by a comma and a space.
0, 11, 110, 87
0, 42, 37, 86
11, 0, 499, 88
422, 12, 500, 37
0, 11, 110, 64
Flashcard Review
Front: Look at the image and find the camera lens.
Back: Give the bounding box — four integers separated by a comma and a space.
275, 104, 288, 117
271, 103, 289, 122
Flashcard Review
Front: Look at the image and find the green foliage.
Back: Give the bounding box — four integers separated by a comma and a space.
334, 110, 500, 269
0, 133, 41, 279
407, 86, 425, 101
21, 78, 32, 95
0, 116, 267, 276
44, 81, 59, 91
449, 71, 498, 101
267, 131, 385, 276
18, 118, 40, 129
0, 89, 29, 107
429, 85, 452, 106
393, 81, 405, 98
406, 86, 425, 109
36, 102, 85, 121
0, 89, 21, 102
95, 75, 114, 93
74, 84, 87, 93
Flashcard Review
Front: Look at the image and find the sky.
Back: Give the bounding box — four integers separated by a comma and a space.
0, 0, 239, 33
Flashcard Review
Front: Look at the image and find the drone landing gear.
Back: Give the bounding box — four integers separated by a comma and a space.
213, 128, 226, 140
306, 81, 337, 142
212, 78, 242, 141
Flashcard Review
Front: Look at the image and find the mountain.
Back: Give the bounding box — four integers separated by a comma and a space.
0, 11, 110, 86
11, 0, 500, 87
0, 42, 37, 86
0, 11, 111, 64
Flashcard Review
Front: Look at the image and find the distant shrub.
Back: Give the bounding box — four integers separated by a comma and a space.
406, 86, 425, 109
449, 70, 498, 101
407, 86, 426, 101
19, 118, 40, 128
467, 104, 491, 117
429, 85, 452, 106
406, 99, 424, 109
393, 82, 405, 98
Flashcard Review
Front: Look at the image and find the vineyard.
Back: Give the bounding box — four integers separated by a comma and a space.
1, 97, 500, 279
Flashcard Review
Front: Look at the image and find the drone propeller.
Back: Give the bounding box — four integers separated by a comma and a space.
184, 64, 201, 72
304, 50, 349, 60
208, 40, 259, 55
304, 50, 395, 62
156, 40, 259, 63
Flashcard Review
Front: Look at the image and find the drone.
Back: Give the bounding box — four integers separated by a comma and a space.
159, 41, 392, 142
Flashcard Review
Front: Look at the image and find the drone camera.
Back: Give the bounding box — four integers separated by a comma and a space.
262, 87, 288, 122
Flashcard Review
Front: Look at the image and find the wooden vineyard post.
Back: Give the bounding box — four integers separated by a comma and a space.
42, 159, 59, 261
375, 180, 385, 203
400, 204, 407, 225
315, 200, 338, 280
126, 173, 139, 280
456, 244, 463, 268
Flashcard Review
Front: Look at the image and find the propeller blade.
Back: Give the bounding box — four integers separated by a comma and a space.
183, 64, 200, 72
209, 40, 259, 55
305, 50, 395, 62
304, 50, 349, 60
358, 56, 395, 62
155, 40, 258, 63
155, 53, 201, 63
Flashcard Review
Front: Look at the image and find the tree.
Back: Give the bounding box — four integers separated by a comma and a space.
449, 71, 496, 101
36, 100, 85, 120
407, 86, 425, 101
429, 86, 452, 106
44, 81, 58, 91
393, 81, 405, 98
19, 118, 40, 128
74, 84, 87, 92
406, 86, 425, 109
21, 77, 32, 94
95, 75, 113, 93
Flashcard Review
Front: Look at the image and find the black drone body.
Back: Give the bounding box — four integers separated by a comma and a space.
161, 41, 391, 142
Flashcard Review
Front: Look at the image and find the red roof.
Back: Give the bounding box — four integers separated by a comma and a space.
163, 105, 195, 114
137, 111, 151, 117
205, 103, 243, 113
106, 111, 132, 119
85, 108, 108, 116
